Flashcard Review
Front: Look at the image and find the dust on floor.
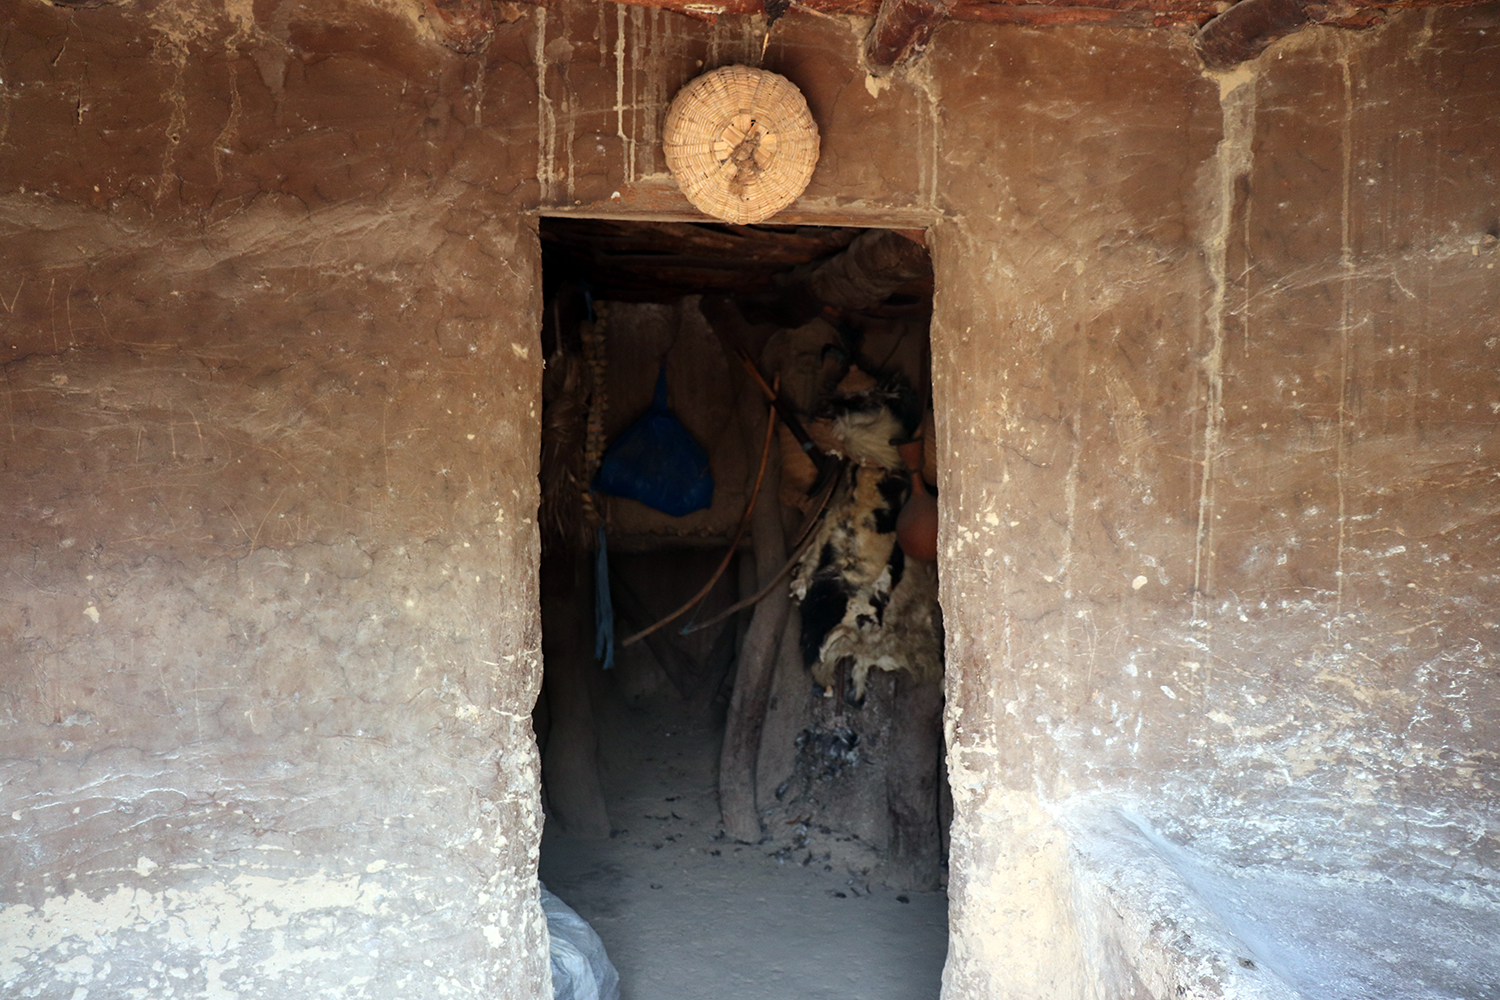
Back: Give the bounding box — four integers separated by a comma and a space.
539, 696, 949, 1000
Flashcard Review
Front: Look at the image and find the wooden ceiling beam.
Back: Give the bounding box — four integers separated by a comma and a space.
1196, 0, 1312, 69
959, 2, 1216, 27
864, 0, 956, 71
520, 0, 1491, 31
1191, 0, 1490, 67
516, 0, 1221, 25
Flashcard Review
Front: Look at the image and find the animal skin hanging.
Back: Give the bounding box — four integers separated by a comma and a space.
790, 374, 942, 704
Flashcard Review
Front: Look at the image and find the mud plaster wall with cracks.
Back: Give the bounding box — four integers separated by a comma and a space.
927, 14, 1500, 998
0, 1, 1496, 998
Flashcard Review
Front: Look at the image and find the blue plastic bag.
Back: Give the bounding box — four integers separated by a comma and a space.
593, 368, 713, 517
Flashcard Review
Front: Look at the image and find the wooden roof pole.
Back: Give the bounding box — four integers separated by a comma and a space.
1195, 0, 1312, 70
864, 0, 955, 72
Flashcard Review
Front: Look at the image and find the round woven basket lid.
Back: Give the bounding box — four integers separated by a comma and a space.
662, 66, 820, 226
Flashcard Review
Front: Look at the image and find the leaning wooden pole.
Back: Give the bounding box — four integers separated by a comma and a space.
718, 387, 791, 843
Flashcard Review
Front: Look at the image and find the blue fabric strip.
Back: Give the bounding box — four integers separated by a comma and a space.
593, 525, 615, 670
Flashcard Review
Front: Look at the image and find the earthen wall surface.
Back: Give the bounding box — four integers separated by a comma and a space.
1, 4, 551, 995
0, 1, 1495, 997
928, 12, 1500, 996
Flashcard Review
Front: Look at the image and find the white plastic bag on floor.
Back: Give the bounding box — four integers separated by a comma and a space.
541, 882, 621, 1000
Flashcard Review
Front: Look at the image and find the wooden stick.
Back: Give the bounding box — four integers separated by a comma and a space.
736, 350, 828, 475
679, 460, 841, 636
620, 391, 779, 648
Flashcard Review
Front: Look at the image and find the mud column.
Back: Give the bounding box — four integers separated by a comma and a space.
0, 192, 549, 999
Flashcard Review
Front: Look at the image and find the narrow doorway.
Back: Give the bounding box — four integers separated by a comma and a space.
532, 218, 948, 1000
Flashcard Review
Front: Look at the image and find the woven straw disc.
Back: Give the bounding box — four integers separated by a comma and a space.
662, 66, 820, 225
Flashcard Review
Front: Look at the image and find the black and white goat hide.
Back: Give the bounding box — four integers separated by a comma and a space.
791, 385, 942, 705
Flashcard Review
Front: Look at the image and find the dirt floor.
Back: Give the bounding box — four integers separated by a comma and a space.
538, 688, 950, 1000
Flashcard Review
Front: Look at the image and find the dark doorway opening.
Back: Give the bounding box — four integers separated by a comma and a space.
533, 217, 948, 1000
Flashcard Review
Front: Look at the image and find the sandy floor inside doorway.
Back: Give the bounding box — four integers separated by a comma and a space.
538, 694, 949, 1000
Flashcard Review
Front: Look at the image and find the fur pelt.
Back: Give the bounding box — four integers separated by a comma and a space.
823, 403, 905, 471
815, 368, 921, 461
789, 370, 941, 704
791, 464, 943, 705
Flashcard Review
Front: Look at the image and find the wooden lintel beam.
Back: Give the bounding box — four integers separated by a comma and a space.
1196, 0, 1313, 69
965, 1, 1220, 26
515, 0, 1222, 28
864, 0, 956, 71
514, 0, 1492, 32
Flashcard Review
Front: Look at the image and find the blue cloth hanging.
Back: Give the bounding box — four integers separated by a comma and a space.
592, 368, 714, 518
594, 525, 614, 671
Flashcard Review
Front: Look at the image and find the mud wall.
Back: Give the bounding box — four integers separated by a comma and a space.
527, 0, 941, 225
0, 4, 551, 996
0, 1, 1496, 998
928, 11, 1500, 998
